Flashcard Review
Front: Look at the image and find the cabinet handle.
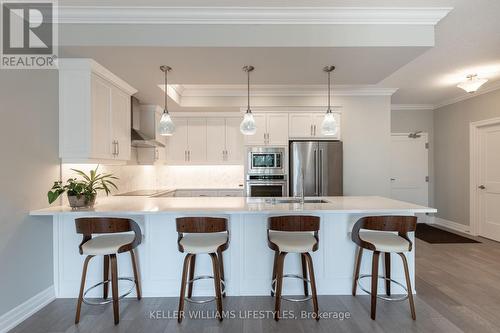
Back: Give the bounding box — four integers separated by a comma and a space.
112, 140, 118, 156
116, 141, 120, 156
155, 148, 159, 160
310, 124, 313, 136
314, 125, 317, 136
188, 150, 191, 161
184, 150, 187, 161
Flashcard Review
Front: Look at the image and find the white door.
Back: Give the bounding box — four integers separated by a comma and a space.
187, 118, 207, 163
267, 114, 289, 145
478, 124, 500, 241
244, 114, 267, 145
225, 117, 244, 163
390, 133, 429, 208
289, 114, 313, 138
206, 118, 226, 163
166, 118, 188, 164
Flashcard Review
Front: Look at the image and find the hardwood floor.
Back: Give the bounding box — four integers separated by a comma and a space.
11, 230, 500, 333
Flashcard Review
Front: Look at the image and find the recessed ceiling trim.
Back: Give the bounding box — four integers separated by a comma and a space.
168, 84, 398, 97
391, 104, 435, 111
58, 6, 452, 25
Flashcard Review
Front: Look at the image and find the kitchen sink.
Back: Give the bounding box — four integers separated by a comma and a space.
265, 198, 330, 204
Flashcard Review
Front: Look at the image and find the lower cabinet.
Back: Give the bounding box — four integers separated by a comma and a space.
174, 189, 244, 197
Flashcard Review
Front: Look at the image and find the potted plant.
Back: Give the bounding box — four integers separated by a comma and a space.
47, 165, 118, 208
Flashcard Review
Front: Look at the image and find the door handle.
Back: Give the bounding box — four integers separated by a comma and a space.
319, 149, 323, 195
478, 185, 486, 190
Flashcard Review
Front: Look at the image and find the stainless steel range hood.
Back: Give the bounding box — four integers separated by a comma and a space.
131, 96, 165, 148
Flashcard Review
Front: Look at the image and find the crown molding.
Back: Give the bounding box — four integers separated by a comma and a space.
391, 104, 435, 111
434, 79, 500, 110
174, 84, 398, 97
58, 6, 452, 25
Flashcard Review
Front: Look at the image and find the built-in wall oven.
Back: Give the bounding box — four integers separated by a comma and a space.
246, 147, 287, 197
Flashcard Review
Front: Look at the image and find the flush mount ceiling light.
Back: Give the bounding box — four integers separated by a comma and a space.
240, 65, 257, 136
321, 65, 338, 136
158, 65, 175, 136
457, 74, 488, 93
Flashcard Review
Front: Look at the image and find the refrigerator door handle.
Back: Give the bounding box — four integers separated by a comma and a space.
314, 149, 318, 195
319, 149, 323, 196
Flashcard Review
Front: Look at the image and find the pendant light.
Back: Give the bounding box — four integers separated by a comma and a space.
240, 65, 257, 135
321, 65, 338, 136
158, 65, 175, 136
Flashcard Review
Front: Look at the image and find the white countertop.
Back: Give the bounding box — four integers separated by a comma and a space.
30, 196, 436, 216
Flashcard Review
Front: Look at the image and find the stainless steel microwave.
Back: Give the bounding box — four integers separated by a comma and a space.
247, 147, 286, 174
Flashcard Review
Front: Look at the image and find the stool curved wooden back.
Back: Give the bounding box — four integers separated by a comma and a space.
175, 217, 229, 323
267, 215, 320, 321
351, 215, 417, 321
74, 217, 142, 325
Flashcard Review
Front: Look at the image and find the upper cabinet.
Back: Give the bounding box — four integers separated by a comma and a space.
59, 59, 137, 163
166, 117, 244, 165
244, 113, 289, 146
289, 112, 341, 140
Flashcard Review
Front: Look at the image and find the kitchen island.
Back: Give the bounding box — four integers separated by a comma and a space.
31, 196, 436, 298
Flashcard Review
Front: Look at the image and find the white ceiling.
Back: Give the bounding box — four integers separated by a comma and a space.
58, 0, 500, 108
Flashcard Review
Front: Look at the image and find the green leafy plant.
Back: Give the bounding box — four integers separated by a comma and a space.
47, 165, 118, 204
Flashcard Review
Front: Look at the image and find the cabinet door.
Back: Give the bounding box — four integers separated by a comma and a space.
155, 111, 167, 163
187, 118, 207, 163
166, 118, 188, 164
267, 114, 289, 145
90, 74, 113, 159
243, 114, 267, 145
289, 113, 313, 138
312, 112, 341, 139
225, 117, 244, 163
111, 86, 131, 160
206, 118, 226, 163
218, 190, 244, 197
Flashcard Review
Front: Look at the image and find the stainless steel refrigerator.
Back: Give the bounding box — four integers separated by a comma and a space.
289, 141, 343, 196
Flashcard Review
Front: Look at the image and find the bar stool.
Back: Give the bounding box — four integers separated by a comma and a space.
351, 215, 417, 320
176, 217, 229, 323
74, 217, 142, 325
268, 215, 320, 321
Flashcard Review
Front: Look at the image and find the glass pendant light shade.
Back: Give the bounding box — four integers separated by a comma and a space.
457, 74, 488, 93
158, 65, 175, 136
321, 112, 338, 136
158, 110, 175, 136
322, 65, 338, 136
240, 65, 256, 135
240, 111, 257, 135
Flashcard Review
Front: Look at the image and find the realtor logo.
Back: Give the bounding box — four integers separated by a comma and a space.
1, 0, 58, 68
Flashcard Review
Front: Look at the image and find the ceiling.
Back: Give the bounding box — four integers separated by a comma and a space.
58, 0, 500, 109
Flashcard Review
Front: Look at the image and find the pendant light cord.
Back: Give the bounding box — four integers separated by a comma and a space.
164, 69, 168, 114
247, 69, 250, 113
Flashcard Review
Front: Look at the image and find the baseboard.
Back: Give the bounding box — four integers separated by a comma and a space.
428, 216, 470, 234
0, 286, 55, 333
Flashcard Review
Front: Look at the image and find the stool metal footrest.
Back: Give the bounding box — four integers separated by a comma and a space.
83, 277, 135, 305
271, 274, 312, 302
358, 274, 409, 302
184, 275, 226, 304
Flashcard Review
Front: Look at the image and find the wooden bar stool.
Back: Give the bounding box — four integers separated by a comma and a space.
351, 215, 417, 320
268, 215, 320, 321
74, 217, 142, 325
176, 217, 229, 323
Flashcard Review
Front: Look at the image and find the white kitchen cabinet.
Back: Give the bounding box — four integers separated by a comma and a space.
166, 118, 207, 164
207, 117, 244, 164
244, 113, 288, 146
289, 112, 341, 140
166, 118, 188, 164
59, 59, 137, 163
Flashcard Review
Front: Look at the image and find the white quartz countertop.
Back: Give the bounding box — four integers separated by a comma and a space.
30, 196, 437, 216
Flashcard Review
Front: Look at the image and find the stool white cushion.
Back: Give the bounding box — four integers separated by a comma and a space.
180, 233, 228, 254
82, 234, 135, 255
359, 231, 411, 253
268, 231, 317, 253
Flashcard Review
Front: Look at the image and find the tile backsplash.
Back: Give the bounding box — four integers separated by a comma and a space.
60, 164, 245, 196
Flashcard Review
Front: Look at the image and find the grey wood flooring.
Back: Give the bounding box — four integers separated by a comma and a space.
10, 228, 500, 333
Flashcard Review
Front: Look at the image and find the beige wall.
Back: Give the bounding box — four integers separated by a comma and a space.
434, 89, 500, 226
391, 109, 434, 206
0, 71, 60, 316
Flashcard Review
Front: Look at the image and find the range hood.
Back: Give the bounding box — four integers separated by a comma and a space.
131, 97, 166, 148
